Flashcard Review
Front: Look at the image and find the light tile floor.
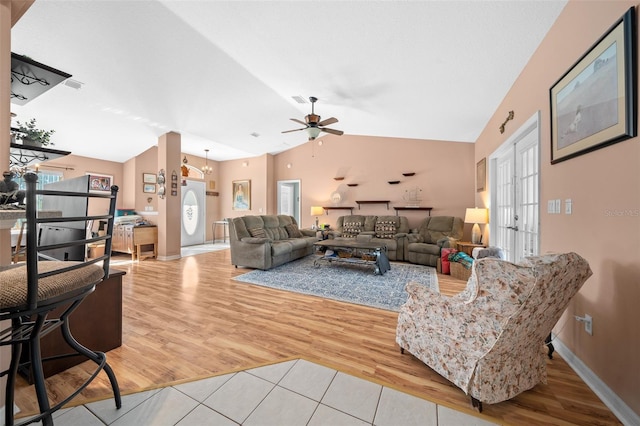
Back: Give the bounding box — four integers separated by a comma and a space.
31, 359, 498, 426
181, 241, 230, 258
109, 242, 229, 267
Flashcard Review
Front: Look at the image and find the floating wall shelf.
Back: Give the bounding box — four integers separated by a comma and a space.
393, 206, 433, 216
388, 180, 400, 184
355, 200, 390, 209
11, 53, 72, 105
322, 206, 354, 215
346, 183, 358, 187
333, 177, 345, 181
9, 142, 71, 168
402, 172, 416, 177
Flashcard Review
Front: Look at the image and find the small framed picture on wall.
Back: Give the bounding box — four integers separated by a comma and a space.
143, 183, 156, 194
232, 180, 251, 210
86, 173, 113, 194
143, 173, 157, 184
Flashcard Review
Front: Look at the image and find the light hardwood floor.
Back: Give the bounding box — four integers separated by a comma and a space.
15, 249, 621, 425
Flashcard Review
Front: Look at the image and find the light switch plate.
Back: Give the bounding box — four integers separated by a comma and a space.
554, 199, 561, 214
565, 199, 572, 214
548, 200, 555, 214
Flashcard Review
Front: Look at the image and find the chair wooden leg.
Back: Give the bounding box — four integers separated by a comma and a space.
471, 396, 483, 412
400, 347, 404, 354
546, 333, 554, 359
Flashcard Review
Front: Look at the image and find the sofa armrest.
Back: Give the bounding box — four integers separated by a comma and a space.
241, 237, 271, 244
437, 237, 458, 248
407, 234, 424, 244
300, 229, 316, 237
395, 232, 408, 238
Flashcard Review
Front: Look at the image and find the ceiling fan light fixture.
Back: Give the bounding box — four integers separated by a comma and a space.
306, 127, 321, 140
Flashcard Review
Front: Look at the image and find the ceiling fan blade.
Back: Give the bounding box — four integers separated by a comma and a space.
290, 118, 308, 126
318, 117, 338, 127
281, 127, 307, 134
320, 127, 344, 136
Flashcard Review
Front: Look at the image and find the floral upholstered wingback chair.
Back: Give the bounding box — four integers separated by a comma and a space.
396, 252, 592, 411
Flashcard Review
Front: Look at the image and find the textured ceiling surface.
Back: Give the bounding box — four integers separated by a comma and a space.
10, 1, 567, 162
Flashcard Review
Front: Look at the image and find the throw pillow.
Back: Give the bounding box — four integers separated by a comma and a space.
248, 227, 266, 238
285, 223, 303, 238
441, 248, 456, 274
342, 221, 362, 238
449, 251, 474, 268
375, 221, 397, 239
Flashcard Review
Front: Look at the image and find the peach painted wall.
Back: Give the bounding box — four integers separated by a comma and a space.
157, 132, 181, 258
122, 156, 136, 209
474, 0, 639, 415
272, 134, 476, 231
131, 146, 157, 213
219, 154, 271, 222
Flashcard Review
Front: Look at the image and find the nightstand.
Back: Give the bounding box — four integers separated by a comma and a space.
456, 241, 486, 256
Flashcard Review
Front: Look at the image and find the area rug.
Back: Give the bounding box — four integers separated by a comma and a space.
233, 255, 438, 311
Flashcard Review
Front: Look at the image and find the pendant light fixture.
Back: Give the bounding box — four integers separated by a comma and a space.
202, 149, 213, 174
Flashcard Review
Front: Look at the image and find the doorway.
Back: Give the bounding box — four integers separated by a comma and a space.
489, 112, 540, 263
181, 179, 205, 247
277, 180, 301, 225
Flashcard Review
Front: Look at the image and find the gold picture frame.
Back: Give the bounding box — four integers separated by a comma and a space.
143, 173, 157, 184
232, 180, 251, 211
143, 183, 156, 194
550, 7, 636, 164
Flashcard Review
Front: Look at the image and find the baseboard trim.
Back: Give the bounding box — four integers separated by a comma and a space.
157, 254, 181, 261
554, 336, 639, 426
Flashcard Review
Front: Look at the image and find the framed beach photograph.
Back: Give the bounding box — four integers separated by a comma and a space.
143, 173, 157, 184
476, 158, 486, 192
143, 183, 156, 194
232, 179, 251, 210
550, 7, 636, 164
86, 173, 113, 193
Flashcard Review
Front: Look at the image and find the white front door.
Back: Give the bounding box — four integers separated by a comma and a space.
181, 179, 205, 247
490, 112, 540, 263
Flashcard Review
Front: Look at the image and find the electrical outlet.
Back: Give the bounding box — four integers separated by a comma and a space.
584, 314, 593, 335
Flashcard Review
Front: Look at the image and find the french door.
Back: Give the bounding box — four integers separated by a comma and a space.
490, 113, 540, 263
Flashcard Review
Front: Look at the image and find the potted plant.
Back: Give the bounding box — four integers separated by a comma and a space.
15, 118, 55, 147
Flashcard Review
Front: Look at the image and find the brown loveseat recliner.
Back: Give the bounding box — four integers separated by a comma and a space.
229, 215, 317, 270
330, 215, 410, 261
405, 216, 463, 267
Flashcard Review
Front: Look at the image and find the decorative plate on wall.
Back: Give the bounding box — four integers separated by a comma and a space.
330, 191, 342, 205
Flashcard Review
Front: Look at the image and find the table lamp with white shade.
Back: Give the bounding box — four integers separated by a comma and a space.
310, 206, 324, 229
465, 207, 488, 244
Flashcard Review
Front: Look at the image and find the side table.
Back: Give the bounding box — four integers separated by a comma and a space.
212, 220, 229, 244
456, 241, 486, 256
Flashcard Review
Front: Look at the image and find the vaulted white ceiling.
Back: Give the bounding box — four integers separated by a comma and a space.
10, 1, 567, 163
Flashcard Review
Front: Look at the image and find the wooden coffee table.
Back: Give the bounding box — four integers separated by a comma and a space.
313, 239, 390, 275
